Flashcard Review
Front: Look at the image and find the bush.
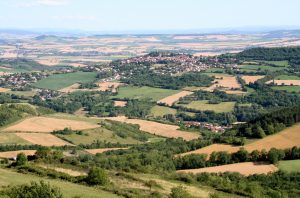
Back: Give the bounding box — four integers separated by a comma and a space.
170, 186, 194, 198
16, 153, 27, 166
86, 167, 110, 186
0, 180, 63, 198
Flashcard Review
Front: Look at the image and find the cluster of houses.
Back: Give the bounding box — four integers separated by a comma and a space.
183, 121, 232, 133
118, 53, 235, 75
36, 89, 60, 100
0, 72, 48, 88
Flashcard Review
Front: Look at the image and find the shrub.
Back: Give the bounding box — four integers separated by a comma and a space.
86, 167, 110, 186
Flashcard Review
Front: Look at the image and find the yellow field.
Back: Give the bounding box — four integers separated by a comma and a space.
86, 148, 128, 155
204, 75, 242, 92
15, 133, 72, 146
180, 100, 235, 113
177, 162, 278, 176
113, 101, 127, 107
242, 75, 264, 84
3, 117, 99, 132
157, 91, 193, 106
0, 150, 36, 158
103, 116, 200, 141
178, 124, 300, 156
266, 80, 300, 86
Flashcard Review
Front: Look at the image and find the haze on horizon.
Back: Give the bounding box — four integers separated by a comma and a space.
0, 0, 300, 33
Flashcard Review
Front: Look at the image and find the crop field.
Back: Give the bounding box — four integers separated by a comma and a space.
262, 60, 289, 67
241, 75, 265, 84
0, 168, 118, 198
97, 82, 124, 92
86, 148, 129, 155
0, 150, 36, 158
179, 100, 235, 113
150, 105, 177, 117
103, 116, 200, 140
113, 100, 127, 107
3, 116, 99, 132
278, 160, 300, 173
56, 127, 141, 145
177, 162, 278, 176
0, 133, 31, 145
15, 133, 72, 146
113, 86, 180, 101
0, 87, 9, 93
178, 124, 300, 157
204, 75, 242, 92
157, 91, 193, 106
33, 72, 98, 90
266, 80, 300, 86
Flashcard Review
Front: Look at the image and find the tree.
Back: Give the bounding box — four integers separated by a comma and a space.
16, 152, 27, 166
0, 181, 63, 198
86, 167, 110, 186
170, 186, 193, 198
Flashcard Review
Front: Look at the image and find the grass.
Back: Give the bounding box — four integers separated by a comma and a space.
150, 105, 177, 117
238, 64, 285, 72
7, 90, 37, 97
275, 75, 300, 80
56, 127, 141, 145
272, 86, 300, 92
0, 133, 31, 145
0, 168, 119, 198
179, 100, 235, 113
33, 72, 98, 90
262, 60, 289, 67
278, 160, 300, 173
113, 86, 180, 101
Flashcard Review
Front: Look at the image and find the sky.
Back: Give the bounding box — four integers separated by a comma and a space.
0, 0, 300, 33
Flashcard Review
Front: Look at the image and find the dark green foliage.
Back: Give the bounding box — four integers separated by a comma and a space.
86, 167, 110, 186
0, 181, 63, 198
170, 186, 194, 198
16, 153, 28, 166
123, 72, 213, 89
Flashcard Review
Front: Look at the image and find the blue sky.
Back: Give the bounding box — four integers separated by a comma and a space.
0, 0, 300, 32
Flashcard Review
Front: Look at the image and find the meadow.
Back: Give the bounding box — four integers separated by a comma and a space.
278, 160, 300, 173
179, 100, 235, 113
150, 105, 177, 117
272, 86, 300, 92
33, 72, 98, 90
113, 86, 180, 101
238, 64, 285, 72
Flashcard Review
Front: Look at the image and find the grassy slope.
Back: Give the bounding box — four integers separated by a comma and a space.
179, 100, 235, 113
0, 168, 119, 198
238, 64, 285, 72
278, 160, 300, 173
272, 86, 300, 92
150, 105, 177, 117
113, 86, 180, 101
0, 133, 31, 145
275, 75, 300, 80
33, 72, 97, 90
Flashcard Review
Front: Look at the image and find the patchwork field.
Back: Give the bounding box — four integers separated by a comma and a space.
177, 162, 278, 176
0, 168, 118, 198
157, 91, 193, 106
178, 124, 300, 157
97, 82, 124, 92
33, 72, 98, 90
86, 148, 128, 155
150, 105, 177, 117
0, 150, 36, 158
204, 74, 241, 92
278, 160, 300, 173
179, 100, 235, 113
15, 133, 72, 146
0, 133, 31, 145
103, 116, 200, 141
113, 86, 180, 101
3, 117, 99, 132
241, 75, 265, 84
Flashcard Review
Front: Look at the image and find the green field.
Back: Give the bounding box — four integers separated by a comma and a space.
238, 64, 285, 72
272, 86, 300, 92
278, 160, 300, 173
7, 90, 37, 97
150, 105, 177, 117
56, 127, 141, 145
275, 75, 300, 80
262, 60, 289, 67
179, 100, 235, 113
113, 86, 180, 101
0, 168, 119, 198
33, 72, 98, 90
0, 133, 31, 145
